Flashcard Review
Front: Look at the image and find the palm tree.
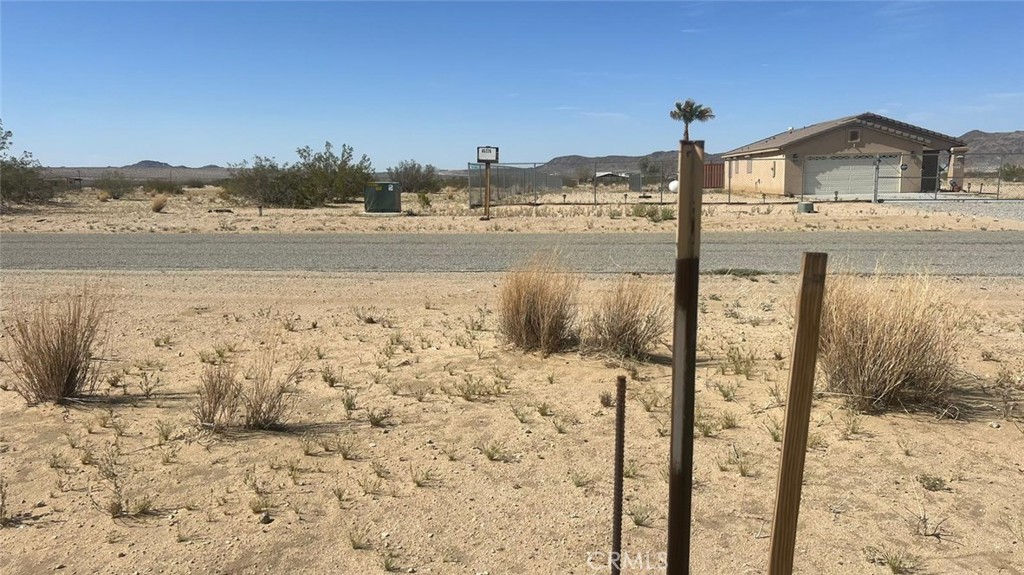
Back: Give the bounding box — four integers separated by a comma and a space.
669, 99, 715, 141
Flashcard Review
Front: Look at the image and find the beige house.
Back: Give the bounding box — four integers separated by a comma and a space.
721, 113, 966, 197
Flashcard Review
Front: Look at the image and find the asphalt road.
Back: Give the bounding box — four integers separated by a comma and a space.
1, 231, 1022, 276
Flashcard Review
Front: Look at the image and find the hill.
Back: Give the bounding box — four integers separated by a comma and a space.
537, 150, 724, 177
959, 130, 1024, 172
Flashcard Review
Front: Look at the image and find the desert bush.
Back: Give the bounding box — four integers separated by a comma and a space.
144, 179, 183, 195
96, 190, 111, 202
242, 348, 303, 430
497, 254, 580, 355
224, 142, 373, 208
584, 276, 668, 359
818, 272, 969, 412
0, 120, 65, 206
1000, 163, 1024, 183
193, 364, 240, 432
93, 170, 135, 199
3, 288, 107, 404
151, 194, 168, 213
386, 159, 442, 195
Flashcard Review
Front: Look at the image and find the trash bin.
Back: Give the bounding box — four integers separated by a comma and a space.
364, 182, 401, 213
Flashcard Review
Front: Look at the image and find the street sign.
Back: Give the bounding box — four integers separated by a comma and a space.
477, 146, 499, 163
900, 163, 908, 171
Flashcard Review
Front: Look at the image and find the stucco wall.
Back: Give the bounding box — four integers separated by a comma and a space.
725, 153, 787, 196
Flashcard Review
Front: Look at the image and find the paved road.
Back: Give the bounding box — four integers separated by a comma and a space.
1, 232, 1022, 276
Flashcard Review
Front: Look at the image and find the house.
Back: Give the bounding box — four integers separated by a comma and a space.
721, 113, 967, 196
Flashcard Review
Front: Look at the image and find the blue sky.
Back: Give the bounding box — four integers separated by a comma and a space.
2, 1, 1022, 169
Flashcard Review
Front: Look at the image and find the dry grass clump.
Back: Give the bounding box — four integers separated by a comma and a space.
497, 254, 579, 355
584, 276, 668, 358
193, 364, 240, 432
151, 194, 168, 213
242, 348, 302, 430
819, 272, 969, 412
3, 288, 107, 404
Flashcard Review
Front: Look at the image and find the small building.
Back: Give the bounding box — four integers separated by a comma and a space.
594, 172, 629, 185
721, 112, 966, 196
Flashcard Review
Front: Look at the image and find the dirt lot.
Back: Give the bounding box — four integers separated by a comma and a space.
1, 270, 1022, 574
2, 187, 1022, 235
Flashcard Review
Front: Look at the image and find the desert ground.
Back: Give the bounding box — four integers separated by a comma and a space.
0, 268, 1022, 575
2, 186, 1024, 235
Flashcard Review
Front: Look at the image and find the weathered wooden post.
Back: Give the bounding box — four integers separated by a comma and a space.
768, 252, 828, 575
666, 139, 704, 575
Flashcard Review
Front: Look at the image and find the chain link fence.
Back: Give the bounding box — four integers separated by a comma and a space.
468, 159, 728, 207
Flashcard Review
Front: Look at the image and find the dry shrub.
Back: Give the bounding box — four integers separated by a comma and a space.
585, 276, 668, 359
819, 272, 969, 412
497, 253, 579, 355
193, 364, 240, 432
96, 190, 111, 202
3, 288, 106, 404
151, 194, 168, 213
242, 347, 303, 430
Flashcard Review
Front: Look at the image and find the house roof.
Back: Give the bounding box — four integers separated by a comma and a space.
595, 171, 629, 178
721, 112, 965, 158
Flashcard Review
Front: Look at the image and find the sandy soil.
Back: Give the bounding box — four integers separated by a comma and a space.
1, 270, 1022, 574
2, 187, 1022, 235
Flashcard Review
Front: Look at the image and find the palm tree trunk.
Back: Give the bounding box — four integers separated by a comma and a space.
684, 123, 690, 141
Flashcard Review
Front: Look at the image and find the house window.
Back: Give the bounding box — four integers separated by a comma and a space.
848, 129, 861, 143
746, 158, 753, 174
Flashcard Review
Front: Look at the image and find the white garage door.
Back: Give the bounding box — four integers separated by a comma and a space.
803, 154, 901, 196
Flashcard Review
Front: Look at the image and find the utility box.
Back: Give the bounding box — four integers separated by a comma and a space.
364, 182, 401, 213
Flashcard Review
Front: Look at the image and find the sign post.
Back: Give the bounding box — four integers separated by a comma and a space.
477, 146, 499, 220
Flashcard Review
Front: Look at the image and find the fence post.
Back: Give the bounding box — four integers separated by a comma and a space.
997, 155, 1002, 200
666, 139, 704, 575
768, 252, 828, 575
872, 155, 880, 203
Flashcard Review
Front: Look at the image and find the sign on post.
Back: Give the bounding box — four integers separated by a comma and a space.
477, 146, 499, 220
477, 146, 499, 163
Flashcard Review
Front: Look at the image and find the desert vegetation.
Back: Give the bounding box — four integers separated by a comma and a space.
2, 286, 107, 404
818, 272, 970, 411
221, 141, 373, 208
0, 264, 1021, 574
0, 120, 66, 207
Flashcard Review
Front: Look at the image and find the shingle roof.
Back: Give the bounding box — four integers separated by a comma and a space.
721, 112, 965, 158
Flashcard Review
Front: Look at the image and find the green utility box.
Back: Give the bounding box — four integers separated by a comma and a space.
364, 182, 402, 213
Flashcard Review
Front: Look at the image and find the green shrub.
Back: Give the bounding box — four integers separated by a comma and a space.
387, 159, 442, 195
0, 120, 65, 206
224, 142, 373, 208
1000, 163, 1024, 183
144, 180, 183, 195
93, 171, 135, 199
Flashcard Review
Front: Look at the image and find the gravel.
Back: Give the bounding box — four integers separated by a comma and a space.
891, 200, 1024, 223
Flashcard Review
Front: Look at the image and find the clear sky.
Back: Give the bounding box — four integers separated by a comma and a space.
2, 1, 1022, 169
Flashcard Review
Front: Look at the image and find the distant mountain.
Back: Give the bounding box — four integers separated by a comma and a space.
536, 150, 724, 177
959, 130, 1024, 171
124, 160, 174, 169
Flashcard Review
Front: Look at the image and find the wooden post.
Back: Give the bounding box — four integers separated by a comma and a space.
666, 140, 703, 575
768, 252, 828, 575
483, 162, 492, 220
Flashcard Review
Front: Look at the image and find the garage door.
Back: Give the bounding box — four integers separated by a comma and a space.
803, 154, 901, 196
